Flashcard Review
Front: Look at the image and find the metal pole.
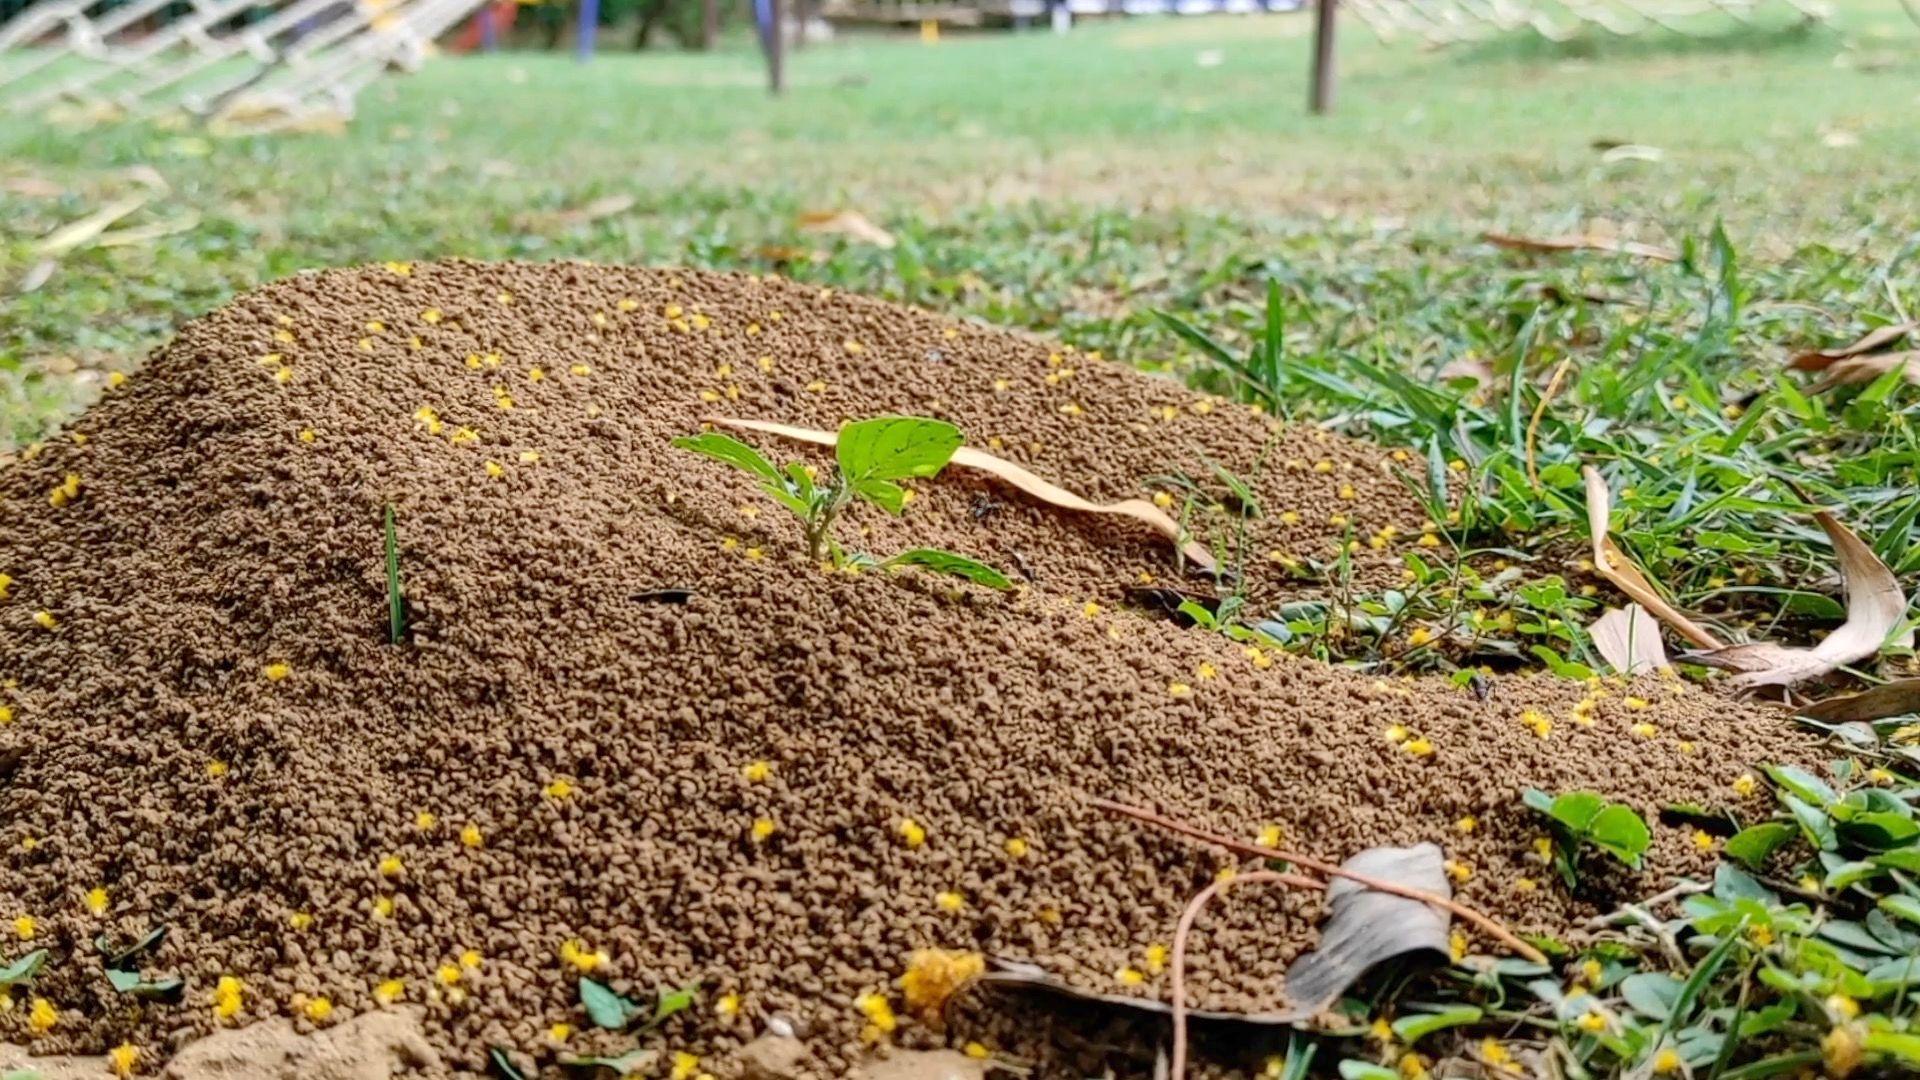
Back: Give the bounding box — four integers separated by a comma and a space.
767, 0, 785, 93
1309, 0, 1335, 114
577, 0, 599, 62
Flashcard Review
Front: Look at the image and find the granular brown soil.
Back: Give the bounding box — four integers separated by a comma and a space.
0, 262, 1828, 1078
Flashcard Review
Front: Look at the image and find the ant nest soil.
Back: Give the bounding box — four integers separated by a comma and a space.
0, 262, 1820, 1078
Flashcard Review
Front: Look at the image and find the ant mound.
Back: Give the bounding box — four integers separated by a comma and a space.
0, 262, 1820, 1077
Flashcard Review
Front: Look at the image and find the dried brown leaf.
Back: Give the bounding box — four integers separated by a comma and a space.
796, 209, 896, 249
35, 194, 149, 257
709, 417, 1215, 571
1589, 604, 1671, 676
1789, 321, 1917, 371
1483, 231, 1677, 262
1795, 679, 1920, 723
1582, 467, 1723, 650
1685, 505, 1907, 688
1802, 352, 1920, 395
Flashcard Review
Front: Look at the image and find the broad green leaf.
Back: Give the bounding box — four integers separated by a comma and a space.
848, 476, 906, 514
0, 949, 48, 987
1548, 792, 1606, 833
671, 433, 782, 485
1620, 972, 1682, 1019
1389, 1005, 1482, 1042
1724, 822, 1797, 870
835, 416, 961, 484
1783, 794, 1837, 851
783, 462, 815, 502
96, 926, 168, 971
1764, 765, 1836, 807
1864, 1031, 1920, 1064
1588, 805, 1651, 867
104, 967, 185, 1001
1837, 811, 1920, 850
579, 977, 641, 1030
1336, 1063, 1398, 1080
1824, 860, 1883, 891
885, 548, 1012, 590
759, 481, 809, 516
1879, 894, 1920, 926
649, 983, 699, 1027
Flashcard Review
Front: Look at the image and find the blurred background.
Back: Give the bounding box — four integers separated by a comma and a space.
2, 0, 1917, 451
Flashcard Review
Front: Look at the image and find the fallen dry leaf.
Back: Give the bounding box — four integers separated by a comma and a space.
710, 416, 1216, 571
515, 193, 635, 230
1483, 231, 1677, 262
1789, 321, 1917, 370
35, 194, 149, 257
1589, 604, 1671, 676
1684, 503, 1907, 688
796, 209, 896, 249
1796, 679, 1920, 723
1583, 467, 1723, 650
1280, 843, 1452, 1014
1801, 351, 1920, 395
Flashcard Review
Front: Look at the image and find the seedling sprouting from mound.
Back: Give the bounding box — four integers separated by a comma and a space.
1523, 788, 1651, 890
384, 504, 407, 645
673, 416, 1011, 589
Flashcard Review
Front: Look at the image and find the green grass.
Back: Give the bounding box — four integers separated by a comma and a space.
6, 10, 1920, 1076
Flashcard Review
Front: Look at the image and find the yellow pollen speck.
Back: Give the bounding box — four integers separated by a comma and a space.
544, 778, 574, 800
1576, 1011, 1607, 1033
460, 823, 483, 848
1196, 662, 1217, 680
751, 818, 777, 842
1144, 944, 1169, 974
1626, 696, 1650, 710
460, 949, 483, 970
1082, 601, 1102, 618
1631, 722, 1658, 738
1520, 709, 1551, 738
1256, 824, 1283, 848
935, 891, 965, 913
263, 662, 289, 681
742, 760, 771, 783
898, 819, 927, 848
1167, 682, 1192, 698
715, 992, 740, 1018
378, 855, 403, 878
298, 428, 315, 443
1403, 737, 1434, 756
437, 964, 463, 987
547, 1022, 572, 1042
1384, 724, 1409, 743
560, 939, 609, 972
1514, 877, 1537, 893
1445, 860, 1472, 882
13, 915, 35, 940
384, 261, 412, 276
28, 997, 57, 1035
1455, 816, 1478, 834
1004, 837, 1029, 858
1451, 931, 1469, 961
484, 460, 505, 479
374, 979, 405, 1005
372, 896, 394, 919
289, 912, 313, 931
805, 380, 827, 393
420, 308, 441, 324
303, 997, 333, 1023
110, 1042, 139, 1077
211, 975, 244, 1021
207, 760, 228, 778
964, 1042, 989, 1059
1692, 829, 1716, 851
108, 372, 127, 388
85, 887, 108, 915
1115, 967, 1145, 987
1652, 1047, 1681, 1074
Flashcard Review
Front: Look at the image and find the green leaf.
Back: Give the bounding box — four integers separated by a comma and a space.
579, 977, 642, 1030
385, 504, 406, 646
1389, 1005, 1482, 1042
1863, 1031, 1920, 1064
672, 433, 782, 486
884, 548, 1012, 590
835, 416, 961, 484
1620, 972, 1682, 1019
1764, 765, 1836, 807
104, 967, 185, 1002
559, 1047, 659, 1076
488, 1047, 530, 1080
96, 926, 167, 971
1879, 894, 1920, 926
1837, 812, 1920, 850
1588, 805, 1651, 867
848, 476, 906, 514
648, 982, 699, 1027
1337, 1063, 1399, 1080
0, 949, 48, 987
1548, 792, 1606, 833
1783, 794, 1837, 851
1724, 822, 1797, 870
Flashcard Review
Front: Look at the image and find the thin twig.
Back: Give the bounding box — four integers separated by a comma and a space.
1583, 878, 1709, 930
1169, 870, 1315, 1080
1088, 795, 1549, 965
1526, 356, 1574, 490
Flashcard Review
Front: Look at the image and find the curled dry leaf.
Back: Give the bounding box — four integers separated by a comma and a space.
1589, 604, 1671, 676
1801, 352, 1920, 395
796, 209, 896, 249
1796, 679, 1920, 723
972, 843, 1448, 1027
708, 416, 1216, 571
35, 194, 150, 257
1582, 467, 1723, 650
1482, 231, 1677, 262
1281, 843, 1452, 1015
1684, 504, 1908, 688
1789, 321, 1917, 370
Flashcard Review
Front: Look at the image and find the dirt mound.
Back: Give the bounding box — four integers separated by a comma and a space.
0, 262, 1820, 1077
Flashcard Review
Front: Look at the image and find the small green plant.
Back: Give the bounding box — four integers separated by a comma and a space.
1523, 789, 1652, 889
578, 976, 698, 1031
384, 504, 406, 645
672, 416, 1011, 589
